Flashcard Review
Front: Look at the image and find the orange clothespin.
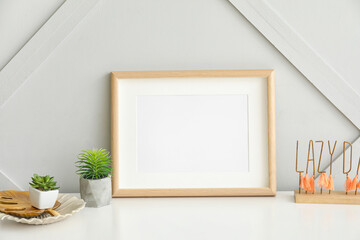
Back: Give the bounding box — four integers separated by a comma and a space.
318, 173, 328, 190
345, 175, 352, 192
343, 141, 353, 194
355, 158, 360, 195
316, 141, 327, 194
309, 175, 315, 193
305, 140, 316, 194
325, 141, 337, 193
326, 175, 334, 191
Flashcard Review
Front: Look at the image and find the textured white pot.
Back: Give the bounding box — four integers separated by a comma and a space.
29, 186, 59, 209
80, 177, 112, 208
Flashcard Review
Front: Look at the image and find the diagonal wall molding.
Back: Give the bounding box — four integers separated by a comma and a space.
228, 0, 360, 179
0, 0, 65, 70
0, 0, 101, 108
0, 0, 100, 190
228, 0, 360, 129
0, 170, 23, 191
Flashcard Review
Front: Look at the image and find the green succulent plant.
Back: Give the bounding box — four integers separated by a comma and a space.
29, 174, 60, 191
76, 148, 112, 180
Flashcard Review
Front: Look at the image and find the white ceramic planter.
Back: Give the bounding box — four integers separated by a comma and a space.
80, 177, 112, 208
29, 186, 59, 209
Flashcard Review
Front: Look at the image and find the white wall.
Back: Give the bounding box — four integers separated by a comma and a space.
0, 0, 358, 192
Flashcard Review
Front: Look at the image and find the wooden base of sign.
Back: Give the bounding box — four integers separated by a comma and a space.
294, 190, 360, 205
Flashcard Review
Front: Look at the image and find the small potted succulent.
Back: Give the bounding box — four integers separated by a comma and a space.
29, 174, 60, 209
76, 148, 112, 208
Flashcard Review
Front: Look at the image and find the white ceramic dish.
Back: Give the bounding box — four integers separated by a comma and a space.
0, 194, 85, 225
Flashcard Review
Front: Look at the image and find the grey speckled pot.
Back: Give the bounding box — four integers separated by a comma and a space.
80, 177, 112, 208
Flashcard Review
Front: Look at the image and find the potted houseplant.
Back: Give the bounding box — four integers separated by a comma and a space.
76, 148, 112, 208
29, 174, 60, 209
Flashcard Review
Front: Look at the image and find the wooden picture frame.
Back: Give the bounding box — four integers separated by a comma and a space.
111, 70, 276, 197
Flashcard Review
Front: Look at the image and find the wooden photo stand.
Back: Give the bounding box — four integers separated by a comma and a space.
294, 140, 360, 205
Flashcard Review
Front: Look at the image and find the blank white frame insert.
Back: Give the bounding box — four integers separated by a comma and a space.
136, 95, 249, 173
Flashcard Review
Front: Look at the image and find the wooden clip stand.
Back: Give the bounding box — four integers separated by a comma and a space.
294, 190, 360, 205
294, 140, 360, 205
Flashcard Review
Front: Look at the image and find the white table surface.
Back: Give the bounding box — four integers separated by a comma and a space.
1, 191, 359, 240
